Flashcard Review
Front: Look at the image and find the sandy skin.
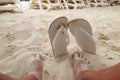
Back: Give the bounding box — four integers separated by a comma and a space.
72, 51, 120, 80
1, 52, 120, 80
0, 54, 43, 80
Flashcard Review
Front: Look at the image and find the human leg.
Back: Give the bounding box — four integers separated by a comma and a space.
72, 51, 102, 80
21, 54, 43, 80
72, 51, 90, 80
0, 54, 43, 80
0, 73, 17, 80
98, 63, 120, 80
72, 51, 120, 80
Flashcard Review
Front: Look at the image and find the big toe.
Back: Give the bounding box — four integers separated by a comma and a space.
72, 51, 81, 61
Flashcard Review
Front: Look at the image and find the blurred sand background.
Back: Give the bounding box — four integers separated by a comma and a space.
0, 2, 120, 80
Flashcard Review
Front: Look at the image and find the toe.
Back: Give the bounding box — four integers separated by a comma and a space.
72, 51, 81, 61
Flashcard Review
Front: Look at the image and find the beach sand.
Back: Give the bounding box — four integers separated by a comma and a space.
0, 3, 120, 80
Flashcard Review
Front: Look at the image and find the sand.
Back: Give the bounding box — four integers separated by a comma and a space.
0, 2, 120, 80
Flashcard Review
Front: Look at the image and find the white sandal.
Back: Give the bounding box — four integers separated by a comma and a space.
49, 17, 69, 58
68, 19, 96, 54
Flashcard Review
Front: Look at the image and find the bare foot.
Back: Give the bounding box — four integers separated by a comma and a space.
72, 51, 90, 80
23, 54, 43, 80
